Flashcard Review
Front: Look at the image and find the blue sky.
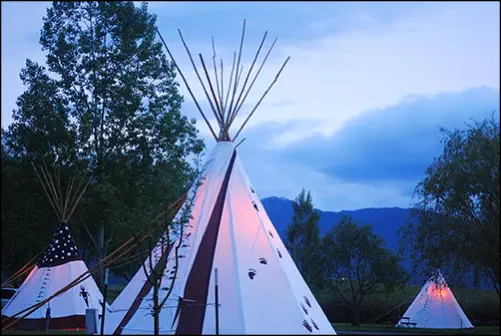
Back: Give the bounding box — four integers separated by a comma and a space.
1, 1, 500, 211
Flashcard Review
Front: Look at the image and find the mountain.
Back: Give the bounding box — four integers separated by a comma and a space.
261, 196, 412, 250
261, 197, 496, 289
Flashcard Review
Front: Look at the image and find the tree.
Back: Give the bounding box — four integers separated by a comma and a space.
1, 139, 57, 281
132, 169, 203, 335
3, 60, 77, 164
2, 1, 204, 287
398, 114, 500, 297
322, 216, 409, 326
285, 189, 323, 287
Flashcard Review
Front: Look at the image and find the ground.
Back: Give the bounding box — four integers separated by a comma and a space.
2, 325, 499, 335
332, 323, 500, 335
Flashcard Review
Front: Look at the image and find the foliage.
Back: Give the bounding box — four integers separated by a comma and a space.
322, 215, 409, 326
1, 1, 205, 282
320, 284, 499, 327
398, 114, 500, 297
285, 189, 323, 287
1, 143, 56, 284
132, 167, 204, 335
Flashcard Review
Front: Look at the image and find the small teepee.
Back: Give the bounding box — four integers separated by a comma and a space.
105, 21, 336, 335
1, 163, 106, 331
396, 270, 473, 329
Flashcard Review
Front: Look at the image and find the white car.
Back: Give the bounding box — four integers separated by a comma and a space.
1, 288, 17, 308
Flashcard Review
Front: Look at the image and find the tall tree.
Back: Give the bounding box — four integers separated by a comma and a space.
4, 59, 77, 164
322, 216, 409, 326
285, 189, 322, 287
2, 1, 204, 287
398, 114, 500, 297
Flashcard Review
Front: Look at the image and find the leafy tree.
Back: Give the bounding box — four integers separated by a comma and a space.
398, 114, 500, 297
2, 1, 204, 286
4, 59, 77, 164
1, 141, 54, 282
132, 169, 203, 335
322, 216, 409, 326
285, 189, 322, 287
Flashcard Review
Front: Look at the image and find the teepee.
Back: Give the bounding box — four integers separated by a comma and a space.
104, 21, 336, 335
1, 163, 106, 331
396, 270, 473, 329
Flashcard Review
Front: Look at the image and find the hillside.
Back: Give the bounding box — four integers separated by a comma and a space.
261, 196, 412, 250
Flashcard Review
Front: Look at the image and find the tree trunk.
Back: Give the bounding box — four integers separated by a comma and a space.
153, 279, 160, 335
350, 304, 361, 326
98, 223, 105, 290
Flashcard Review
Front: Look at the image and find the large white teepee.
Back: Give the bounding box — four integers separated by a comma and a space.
104, 22, 336, 335
1, 165, 106, 331
396, 270, 473, 329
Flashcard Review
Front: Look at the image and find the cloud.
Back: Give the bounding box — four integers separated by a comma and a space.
133, 2, 501, 210
1, 2, 499, 212
235, 87, 500, 211
3, 2, 499, 135
149, 1, 499, 148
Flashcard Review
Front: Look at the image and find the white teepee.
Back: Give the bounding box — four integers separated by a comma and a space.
396, 270, 473, 329
1, 165, 107, 331
104, 22, 336, 335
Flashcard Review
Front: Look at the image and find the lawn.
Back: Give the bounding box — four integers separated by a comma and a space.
318, 283, 500, 325
3, 325, 499, 335
333, 323, 500, 335
1, 331, 84, 335
3, 285, 497, 335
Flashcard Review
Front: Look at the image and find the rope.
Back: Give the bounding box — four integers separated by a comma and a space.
1, 248, 45, 287
1, 191, 188, 331
108, 253, 143, 270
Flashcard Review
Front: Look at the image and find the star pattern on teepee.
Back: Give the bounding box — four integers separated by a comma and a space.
2, 163, 106, 332
38, 223, 81, 268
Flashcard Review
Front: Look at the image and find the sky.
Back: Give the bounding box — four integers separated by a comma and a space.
1, 1, 500, 211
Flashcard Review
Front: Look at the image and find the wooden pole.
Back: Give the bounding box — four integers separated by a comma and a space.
215, 268, 220, 336
45, 305, 51, 334
227, 31, 268, 125
228, 36, 279, 127
226, 19, 247, 125
235, 138, 246, 149
100, 268, 109, 335
177, 29, 224, 127
155, 28, 218, 141
233, 56, 290, 141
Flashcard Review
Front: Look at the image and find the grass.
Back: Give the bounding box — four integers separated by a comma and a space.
3, 325, 499, 335
318, 283, 500, 325
333, 323, 500, 334
2, 331, 84, 335
3, 285, 497, 335
106, 284, 126, 304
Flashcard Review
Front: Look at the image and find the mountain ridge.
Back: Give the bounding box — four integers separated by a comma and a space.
261, 196, 412, 251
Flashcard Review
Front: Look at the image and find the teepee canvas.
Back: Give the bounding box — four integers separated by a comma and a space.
396, 270, 473, 329
1, 165, 106, 331
105, 22, 336, 335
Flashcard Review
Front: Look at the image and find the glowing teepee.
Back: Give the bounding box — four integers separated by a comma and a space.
104, 21, 336, 335
1, 164, 106, 331
396, 270, 473, 329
